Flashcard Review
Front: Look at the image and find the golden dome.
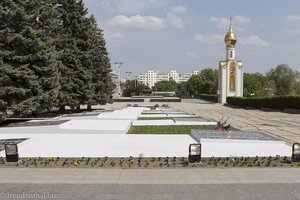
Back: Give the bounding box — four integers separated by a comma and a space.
224, 17, 237, 47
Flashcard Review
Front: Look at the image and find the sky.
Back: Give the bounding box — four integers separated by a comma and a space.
82, 0, 300, 77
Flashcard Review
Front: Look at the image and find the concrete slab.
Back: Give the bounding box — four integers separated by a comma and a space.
0, 126, 128, 135
0, 134, 195, 157
98, 107, 148, 120
59, 120, 132, 132
200, 139, 291, 157
189, 129, 291, 156
132, 120, 175, 126
139, 114, 168, 118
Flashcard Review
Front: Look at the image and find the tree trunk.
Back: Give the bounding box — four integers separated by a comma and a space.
87, 104, 92, 111
59, 105, 65, 113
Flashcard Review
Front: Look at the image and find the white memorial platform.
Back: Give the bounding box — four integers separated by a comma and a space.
0, 107, 292, 158
98, 107, 148, 120
59, 119, 132, 133
201, 139, 291, 157
191, 130, 291, 157
0, 133, 195, 157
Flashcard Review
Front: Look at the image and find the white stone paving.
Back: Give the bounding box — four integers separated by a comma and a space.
132, 120, 175, 126
0, 134, 195, 157
0, 105, 293, 157
201, 139, 291, 157
98, 107, 148, 120
59, 119, 132, 132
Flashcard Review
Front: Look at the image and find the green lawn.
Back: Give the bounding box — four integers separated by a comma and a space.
140, 112, 164, 115
137, 117, 174, 120
128, 125, 216, 134
137, 116, 200, 120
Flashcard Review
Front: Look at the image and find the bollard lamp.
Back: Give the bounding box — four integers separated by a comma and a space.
188, 143, 201, 163
292, 143, 300, 162
5, 143, 19, 162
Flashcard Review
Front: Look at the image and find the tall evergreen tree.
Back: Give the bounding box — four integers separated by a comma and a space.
55, 0, 93, 111
0, 0, 60, 116
89, 16, 114, 107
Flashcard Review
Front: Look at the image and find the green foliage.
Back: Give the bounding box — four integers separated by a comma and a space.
199, 68, 218, 94
266, 64, 299, 95
176, 82, 189, 98
199, 94, 218, 102
89, 16, 114, 105
0, 0, 60, 116
227, 96, 300, 110
123, 80, 147, 97
243, 65, 299, 97
128, 125, 216, 134
152, 80, 177, 92
137, 117, 174, 120
186, 75, 202, 97
243, 73, 268, 97
186, 68, 218, 98
0, 0, 114, 116
55, 0, 93, 109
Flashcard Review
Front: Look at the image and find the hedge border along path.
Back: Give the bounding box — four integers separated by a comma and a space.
227, 96, 300, 110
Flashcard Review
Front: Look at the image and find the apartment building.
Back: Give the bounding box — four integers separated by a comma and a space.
138, 69, 199, 88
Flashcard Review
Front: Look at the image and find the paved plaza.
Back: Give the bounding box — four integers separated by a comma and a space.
100, 99, 300, 145
0, 99, 298, 157
171, 99, 300, 145
108, 99, 299, 145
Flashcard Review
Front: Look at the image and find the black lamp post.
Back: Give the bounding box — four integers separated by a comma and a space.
188, 143, 201, 163
5, 143, 19, 162
292, 143, 300, 162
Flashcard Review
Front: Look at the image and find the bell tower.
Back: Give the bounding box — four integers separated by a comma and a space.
218, 17, 243, 104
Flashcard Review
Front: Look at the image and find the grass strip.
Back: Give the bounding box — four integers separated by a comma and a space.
140, 112, 164, 115
137, 117, 174, 120
137, 116, 200, 120
128, 125, 216, 134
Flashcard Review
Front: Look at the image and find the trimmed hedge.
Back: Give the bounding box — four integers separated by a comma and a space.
227, 96, 300, 110
199, 94, 218, 102
113, 98, 144, 102
150, 98, 181, 102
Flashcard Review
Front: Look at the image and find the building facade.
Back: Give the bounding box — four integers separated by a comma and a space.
218, 18, 243, 104
138, 69, 198, 88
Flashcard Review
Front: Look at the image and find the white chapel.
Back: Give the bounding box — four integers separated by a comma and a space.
218, 17, 243, 104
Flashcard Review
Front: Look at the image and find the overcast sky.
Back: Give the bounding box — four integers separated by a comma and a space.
82, 0, 300, 77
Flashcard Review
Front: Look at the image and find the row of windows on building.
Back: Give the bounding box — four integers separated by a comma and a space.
138, 69, 200, 88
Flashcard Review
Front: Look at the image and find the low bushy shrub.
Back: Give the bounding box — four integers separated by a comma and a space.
150, 98, 181, 102
199, 94, 218, 102
227, 96, 300, 110
113, 98, 144, 102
